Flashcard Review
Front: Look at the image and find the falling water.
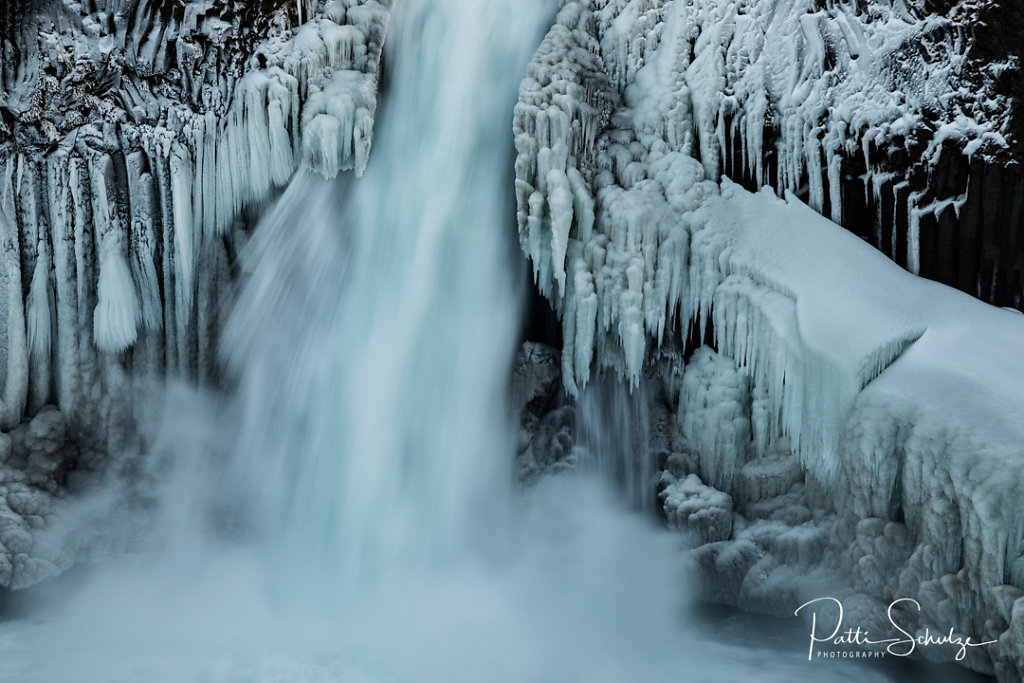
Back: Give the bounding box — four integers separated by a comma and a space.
208, 0, 543, 598
574, 374, 658, 511
0, 2, 967, 681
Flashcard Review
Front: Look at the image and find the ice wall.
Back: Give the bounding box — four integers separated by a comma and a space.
516, 1, 1024, 679
0, 0, 391, 589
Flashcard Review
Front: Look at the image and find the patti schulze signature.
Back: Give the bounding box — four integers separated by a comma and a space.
794, 597, 997, 661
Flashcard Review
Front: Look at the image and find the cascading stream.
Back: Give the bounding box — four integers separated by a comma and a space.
574, 375, 658, 511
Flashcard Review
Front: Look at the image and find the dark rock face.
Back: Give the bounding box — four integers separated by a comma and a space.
965, 1, 1024, 156
901, 0, 1024, 307
513, 342, 576, 484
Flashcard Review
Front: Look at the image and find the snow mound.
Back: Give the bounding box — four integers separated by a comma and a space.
658, 471, 733, 544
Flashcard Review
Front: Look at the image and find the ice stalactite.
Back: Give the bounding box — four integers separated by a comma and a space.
1, 204, 29, 432
675, 347, 750, 495
517, 1, 1024, 679
93, 243, 140, 355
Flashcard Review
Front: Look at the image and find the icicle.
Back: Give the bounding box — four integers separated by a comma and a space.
47, 154, 79, 415
191, 122, 207, 249
0, 205, 29, 430
547, 168, 574, 296
303, 114, 344, 178
805, 126, 824, 213
354, 109, 374, 177
27, 250, 52, 361
169, 145, 195, 315
891, 180, 909, 259
202, 113, 219, 238
245, 73, 274, 201
826, 137, 843, 225
268, 88, 296, 185
126, 153, 163, 334
69, 155, 95, 358
573, 262, 598, 393
678, 346, 751, 492
907, 189, 923, 275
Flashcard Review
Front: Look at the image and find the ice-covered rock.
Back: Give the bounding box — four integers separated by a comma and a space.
0, 0, 391, 420
517, 3, 1024, 678
0, 405, 77, 588
658, 471, 733, 544
512, 341, 562, 415
513, 342, 579, 485
677, 347, 750, 493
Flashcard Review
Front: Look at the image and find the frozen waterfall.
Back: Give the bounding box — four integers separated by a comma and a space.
0, 2, 986, 682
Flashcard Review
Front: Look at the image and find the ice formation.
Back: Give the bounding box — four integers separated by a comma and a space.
0, 406, 77, 588
0, 0, 391, 588
516, 1, 1024, 679
0, 0, 390, 411
658, 471, 733, 544
516, 0, 1021, 311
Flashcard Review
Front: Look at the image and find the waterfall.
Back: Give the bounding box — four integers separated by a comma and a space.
574, 374, 658, 512
0, 3, 928, 682
206, 0, 548, 599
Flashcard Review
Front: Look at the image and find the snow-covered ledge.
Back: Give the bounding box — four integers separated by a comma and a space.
0, 0, 391, 589
516, 1, 1024, 679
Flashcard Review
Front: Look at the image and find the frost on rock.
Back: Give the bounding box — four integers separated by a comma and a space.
517, 2, 1024, 678
0, 0, 392, 588
0, 407, 78, 589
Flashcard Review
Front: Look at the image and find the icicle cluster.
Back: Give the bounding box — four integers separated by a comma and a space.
0, 0, 391, 589
516, 0, 1005, 472
515, 0, 1013, 320
0, 0, 390, 429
